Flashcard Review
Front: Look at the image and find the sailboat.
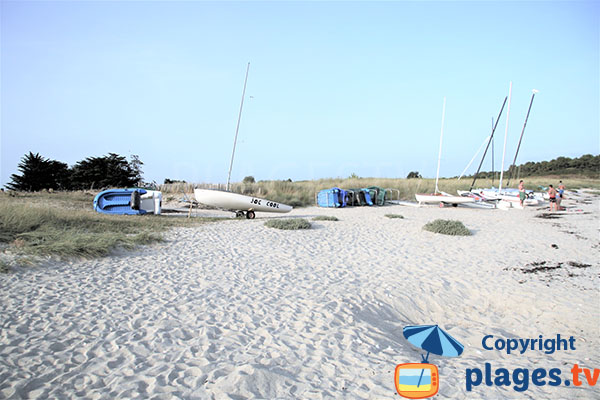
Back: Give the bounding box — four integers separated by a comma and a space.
194, 63, 293, 219
415, 98, 476, 207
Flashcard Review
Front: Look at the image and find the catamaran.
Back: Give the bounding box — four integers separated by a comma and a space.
460, 85, 541, 208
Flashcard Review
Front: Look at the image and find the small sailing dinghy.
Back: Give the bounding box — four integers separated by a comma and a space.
193, 63, 293, 219
194, 189, 292, 219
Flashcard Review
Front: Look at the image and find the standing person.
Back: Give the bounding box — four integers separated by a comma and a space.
548, 184, 558, 212
557, 180, 566, 210
518, 180, 526, 208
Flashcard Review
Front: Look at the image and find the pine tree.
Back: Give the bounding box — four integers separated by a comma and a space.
5, 152, 70, 191
69, 153, 139, 190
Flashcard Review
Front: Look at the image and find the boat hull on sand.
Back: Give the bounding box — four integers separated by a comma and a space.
415, 193, 475, 205
94, 189, 162, 215
194, 189, 292, 217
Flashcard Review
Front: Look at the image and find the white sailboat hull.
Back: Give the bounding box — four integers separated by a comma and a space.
194, 189, 292, 213
415, 193, 475, 204
465, 189, 540, 206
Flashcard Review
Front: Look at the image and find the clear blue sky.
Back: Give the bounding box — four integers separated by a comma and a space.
1, 1, 598, 186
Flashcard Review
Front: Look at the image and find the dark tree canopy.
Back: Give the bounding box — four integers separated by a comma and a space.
466, 154, 599, 180
70, 153, 138, 190
6, 152, 143, 191
6, 152, 70, 191
406, 171, 422, 179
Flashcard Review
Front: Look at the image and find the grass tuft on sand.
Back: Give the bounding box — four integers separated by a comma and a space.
312, 216, 339, 221
265, 218, 311, 230
423, 219, 471, 236
385, 214, 404, 219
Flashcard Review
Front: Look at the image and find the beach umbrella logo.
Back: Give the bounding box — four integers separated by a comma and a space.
394, 324, 464, 399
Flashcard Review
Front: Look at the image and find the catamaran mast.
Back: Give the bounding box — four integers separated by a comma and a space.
506, 89, 538, 187
434, 97, 446, 194
226, 62, 251, 192
491, 118, 495, 186
468, 96, 507, 192
498, 81, 513, 193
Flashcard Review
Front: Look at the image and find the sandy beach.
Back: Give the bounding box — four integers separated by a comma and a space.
1, 191, 598, 399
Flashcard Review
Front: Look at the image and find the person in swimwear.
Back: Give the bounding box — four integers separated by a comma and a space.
548, 184, 558, 212
518, 180, 526, 208
557, 181, 566, 210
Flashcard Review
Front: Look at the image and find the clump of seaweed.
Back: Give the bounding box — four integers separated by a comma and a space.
385, 214, 404, 219
520, 261, 561, 274
568, 261, 591, 268
535, 213, 562, 219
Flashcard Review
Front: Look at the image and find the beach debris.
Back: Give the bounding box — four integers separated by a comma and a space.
520, 261, 561, 274
511, 261, 594, 275
536, 213, 562, 219
551, 244, 559, 249
568, 261, 592, 268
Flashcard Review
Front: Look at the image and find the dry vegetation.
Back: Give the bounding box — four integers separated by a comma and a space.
0, 191, 219, 271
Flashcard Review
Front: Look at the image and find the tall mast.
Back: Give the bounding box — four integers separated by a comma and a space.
226, 62, 250, 192
498, 81, 512, 192
491, 117, 495, 186
506, 89, 538, 187
434, 97, 446, 194
468, 96, 507, 192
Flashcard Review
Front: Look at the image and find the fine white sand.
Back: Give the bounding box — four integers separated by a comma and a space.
1, 192, 598, 399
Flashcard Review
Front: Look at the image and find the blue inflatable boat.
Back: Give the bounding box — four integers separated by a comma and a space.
94, 188, 152, 215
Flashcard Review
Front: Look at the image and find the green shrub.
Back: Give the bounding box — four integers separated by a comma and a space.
423, 219, 471, 236
264, 218, 311, 230
385, 214, 404, 219
312, 216, 339, 221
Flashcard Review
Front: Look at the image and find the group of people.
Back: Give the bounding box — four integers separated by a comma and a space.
548, 181, 566, 211
518, 180, 565, 211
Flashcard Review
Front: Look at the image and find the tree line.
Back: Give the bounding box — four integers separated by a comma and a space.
460, 154, 599, 180
5, 152, 144, 191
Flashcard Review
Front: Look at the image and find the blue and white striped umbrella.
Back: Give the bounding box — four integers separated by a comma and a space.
403, 324, 464, 360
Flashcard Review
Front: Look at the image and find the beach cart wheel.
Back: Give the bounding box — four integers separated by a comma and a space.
236, 211, 245, 218
439, 202, 445, 208
246, 210, 255, 219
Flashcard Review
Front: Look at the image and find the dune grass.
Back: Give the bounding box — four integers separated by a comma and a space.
312, 215, 339, 221
0, 192, 218, 270
160, 176, 600, 207
423, 219, 472, 236
264, 218, 311, 230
